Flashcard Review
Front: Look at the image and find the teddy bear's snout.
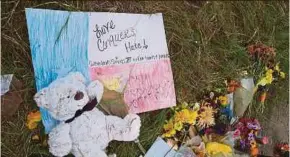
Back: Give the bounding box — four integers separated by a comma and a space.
74, 91, 84, 100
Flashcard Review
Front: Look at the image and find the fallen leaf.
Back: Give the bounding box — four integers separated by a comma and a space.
32, 135, 40, 141
1, 92, 22, 117
1, 76, 23, 117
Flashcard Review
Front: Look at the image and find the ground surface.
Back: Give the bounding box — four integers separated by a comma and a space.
1, 1, 289, 157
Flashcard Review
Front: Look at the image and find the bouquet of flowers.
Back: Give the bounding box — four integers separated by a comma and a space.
161, 43, 286, 157
248, 43, 286, 111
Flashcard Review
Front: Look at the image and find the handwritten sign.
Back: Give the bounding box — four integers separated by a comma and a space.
26, 9, 176, 132
88, 13, 176, 113
88, 13, 169, 66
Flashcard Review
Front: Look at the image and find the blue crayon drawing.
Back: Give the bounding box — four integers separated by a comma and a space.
25, 8, 89, 133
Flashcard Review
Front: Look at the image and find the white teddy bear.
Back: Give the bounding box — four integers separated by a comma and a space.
34, 72, 141, 157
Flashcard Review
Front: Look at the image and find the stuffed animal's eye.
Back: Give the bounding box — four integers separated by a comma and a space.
74, 91, 84, 100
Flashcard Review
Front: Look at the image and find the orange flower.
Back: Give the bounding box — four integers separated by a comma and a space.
259, 92, 267, 104
26, 111, 42, 130
227, 80, 241, 93
250, 147, 259, 157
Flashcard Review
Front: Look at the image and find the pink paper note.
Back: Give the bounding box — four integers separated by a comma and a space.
89, 59, 176, 113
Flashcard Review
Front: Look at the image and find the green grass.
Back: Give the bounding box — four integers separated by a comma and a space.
1, 1, 289, 157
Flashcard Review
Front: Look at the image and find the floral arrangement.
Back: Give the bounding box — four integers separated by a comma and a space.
162, 91, 237, 156
161, 43, 286, 156
248, 43, 286, 110
234, 118, 268, 156
161, 90, 271, 156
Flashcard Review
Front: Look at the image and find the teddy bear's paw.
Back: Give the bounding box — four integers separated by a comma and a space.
49, 144, 71, 157
124, 114, 141, 141
48, 123, 72, 157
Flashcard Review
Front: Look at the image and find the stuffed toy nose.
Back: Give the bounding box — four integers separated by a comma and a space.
74, 91, 84, 100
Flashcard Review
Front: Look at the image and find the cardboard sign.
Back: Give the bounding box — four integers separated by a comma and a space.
25, 9, 176, 132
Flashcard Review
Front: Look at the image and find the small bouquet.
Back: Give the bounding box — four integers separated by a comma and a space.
247, 43, 286, 111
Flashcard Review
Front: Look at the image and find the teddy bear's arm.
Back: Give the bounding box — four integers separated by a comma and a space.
105, 114, 141, 142
48, 123, 72, 157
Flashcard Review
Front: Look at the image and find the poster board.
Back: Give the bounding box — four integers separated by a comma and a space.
26, 8, 176, 133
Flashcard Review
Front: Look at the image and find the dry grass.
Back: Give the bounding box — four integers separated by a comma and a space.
1, 1, 289, 157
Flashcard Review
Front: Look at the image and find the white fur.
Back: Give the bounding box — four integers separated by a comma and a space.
34, 72, 141, 157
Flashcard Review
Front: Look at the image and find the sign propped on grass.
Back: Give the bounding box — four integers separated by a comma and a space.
26, 8, 176, 133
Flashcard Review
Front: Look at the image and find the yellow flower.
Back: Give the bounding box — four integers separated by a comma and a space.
26, 111, 41, 130
174, 108, 198, 125
163, 120, 174, 131
280, 72, 286, 79
174, 112, 183, 123
174, 121, 183, 131
206, 142, 232, 156
275, 64, 281, 72
218, 95, 228, 107
187, 110, 198, 124
103, 78, 120, 91
265, 73, 273, 84
181, 109, 190, 115
257, 77, 269, 86
266, 69, 273, 79
257, 68, 274, 86
168, 129, 176, 136
162, 120, 176, 138
174, 109, 189, 123
162, 129, 176, 138
196, 106, 216, 129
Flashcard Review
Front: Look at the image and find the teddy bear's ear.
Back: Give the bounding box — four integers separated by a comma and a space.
34, 88, 49, 109
87, 80, 104, 102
